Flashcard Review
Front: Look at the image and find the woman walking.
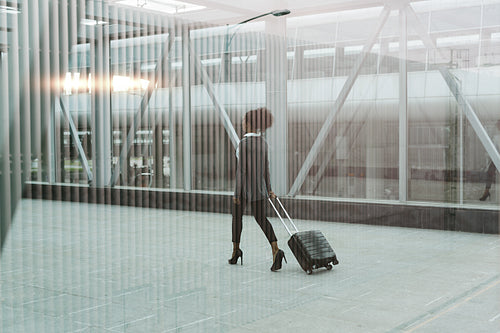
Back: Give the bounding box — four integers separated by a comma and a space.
228, 107, 286, 271
479, 119, 500, 201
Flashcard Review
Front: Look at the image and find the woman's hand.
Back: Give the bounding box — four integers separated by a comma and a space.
268, 191, 276, 199
233, 197, 241, 205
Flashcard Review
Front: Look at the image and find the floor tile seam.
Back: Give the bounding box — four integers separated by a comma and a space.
240, 305, 382, 331
229, 295, 320, 320
105, 313, 156, 331
160, 316, 216, 333
17, 290, 111, 314
83, 308, 215, 331
71, 322, 118, 333
1, 291, 65, 307
387, 273, 500, 333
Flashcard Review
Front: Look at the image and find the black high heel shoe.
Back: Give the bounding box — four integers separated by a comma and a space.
228, 248, 243, 265
479, 190, 491, 201
270, 249, 287, 272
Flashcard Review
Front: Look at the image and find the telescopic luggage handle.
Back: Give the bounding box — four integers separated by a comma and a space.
268, 196, 299, 236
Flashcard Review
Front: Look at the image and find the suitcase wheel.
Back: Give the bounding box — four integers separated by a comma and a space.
306, 268, 313, 275
326, 264, 333, 270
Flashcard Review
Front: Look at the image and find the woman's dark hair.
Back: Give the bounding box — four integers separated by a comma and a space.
244, 107, 274, 131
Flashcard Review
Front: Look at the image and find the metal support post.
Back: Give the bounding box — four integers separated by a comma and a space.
0, 49, 12, 253
288, 6, 391, 197
399, 8, 408, 201
48, 97, 58, 183
182, 28, 192, 190
459, 98, 464, 204
19, 3, 32, 187
29, 1, 42, 183
265, 18, 288, 196
221, 31, 231, 82
168, 66, 177, 188
6, 9, 22, 209
153, 123, 163, 188
38, 0, 56, 183
90, 21, 112, 187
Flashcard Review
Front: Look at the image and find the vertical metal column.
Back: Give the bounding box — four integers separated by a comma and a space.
6, 5, 22, 209
90, 20, 112, 187
168, 61, 177, 188
459, 100, 464, 204
399, 8, 408, 202
154, 123, 163, 188
19, 2, 32, 187
0, 48, 12, 253
265, 18, 288, 196
221, 30, 231, 83
29, 1, 42, 183
53, 0, 71, 184
182, 28, 192, 190
49, 97, 58, 183
39, 0, 55, 183
49, 0, 61, 183
334, 47, 345, 76
477, 3, 484, 69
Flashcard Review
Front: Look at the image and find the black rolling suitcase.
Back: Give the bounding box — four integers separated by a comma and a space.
269, 197, 339, 274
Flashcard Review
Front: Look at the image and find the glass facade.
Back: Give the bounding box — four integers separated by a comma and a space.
1, 1, 500, 225
1, 1, 500, 331
1, 1, 499, 209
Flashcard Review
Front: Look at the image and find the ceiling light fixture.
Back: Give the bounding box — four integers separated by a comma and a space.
0, 5, 20, 14
81, 19, 108, 26
115, 0, 205, 14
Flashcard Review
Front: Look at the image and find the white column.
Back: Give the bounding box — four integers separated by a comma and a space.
265, 17, 288, 196
182, 28, 192, 190
366, 121, 385, 199
399, 8, 408, 201
90, 23, 112, 187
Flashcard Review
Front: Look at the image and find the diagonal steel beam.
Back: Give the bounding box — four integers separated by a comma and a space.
406, 5, 500, 173
58, 98, 93, 182
288, 6, 391, 197
439, 68, 500, 172
308, 109, 366, 195
110, 33, 174, 187
189, 40, 240, 149
399, 8, 408, 201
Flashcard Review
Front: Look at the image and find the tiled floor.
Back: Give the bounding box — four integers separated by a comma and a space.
1, 199, 500, 332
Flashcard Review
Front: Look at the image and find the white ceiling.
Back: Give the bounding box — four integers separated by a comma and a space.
106, 0, 496, 46
113, 0, 401, 26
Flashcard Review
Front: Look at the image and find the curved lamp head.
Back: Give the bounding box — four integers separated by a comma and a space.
223, 9, 291, 82
237, 9, 291, 25
271, 9, 291, 17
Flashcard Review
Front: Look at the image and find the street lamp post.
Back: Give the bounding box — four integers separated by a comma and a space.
222, 9, 290, 82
